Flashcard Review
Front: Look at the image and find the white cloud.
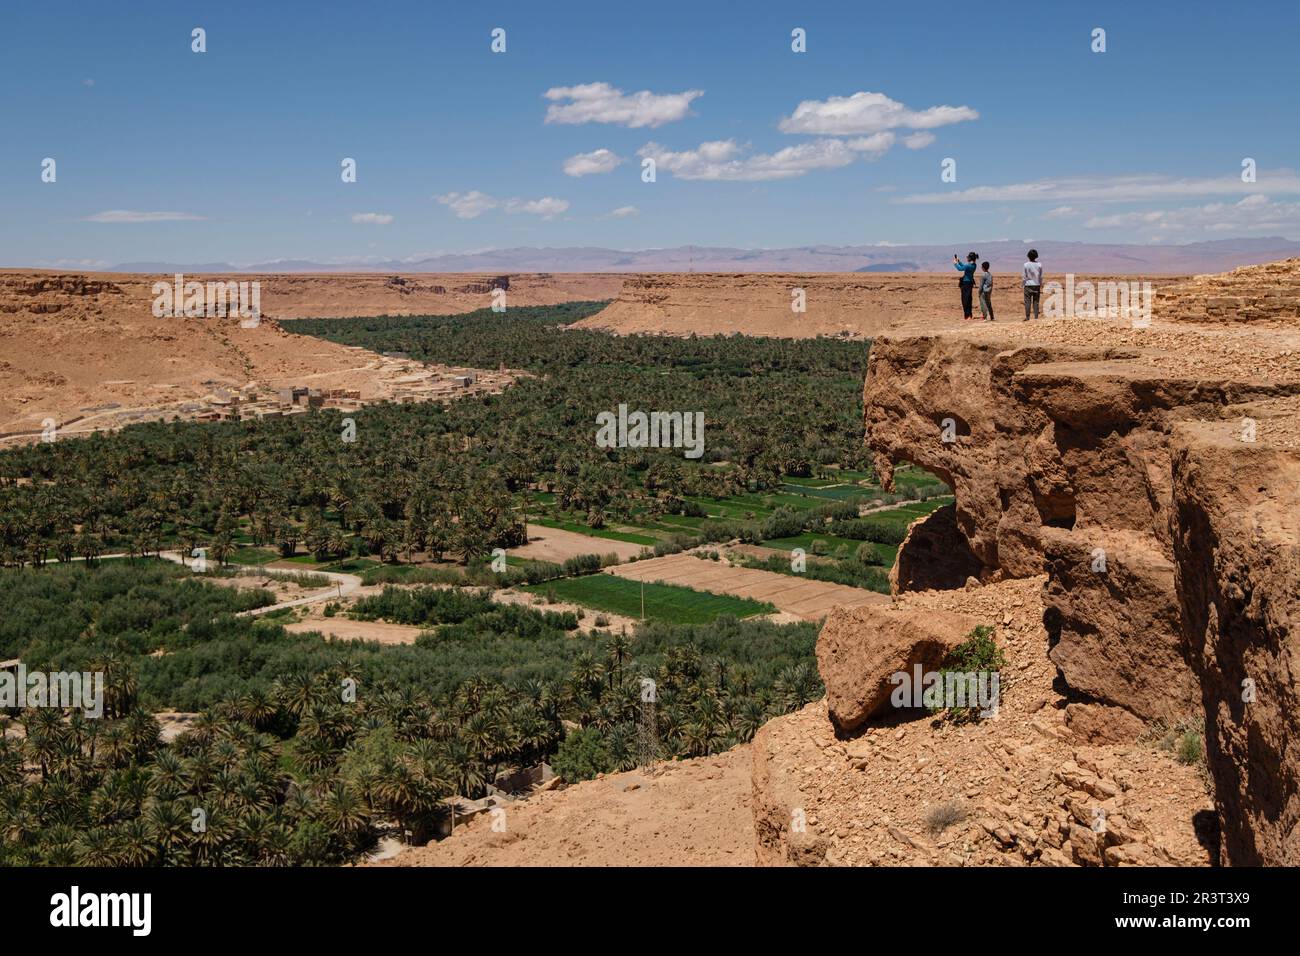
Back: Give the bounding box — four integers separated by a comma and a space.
1044, 205, 1077, 219
563, 148, 623, 177
638, 138, 863, 182
846, 132, 896, 158
504, 197, 570, 218
437, 191, 568, 220
436, 191, 501, 219
902, 131, 936, 149
610, 205, 640, 218
351, 212, 394, 225
1082, 194, 1300, 239
82, 210, 205, 223
82, 78, 95, 88
897, 171, 1300, 205
544, 82, 703, 128
778, 91, 978, 135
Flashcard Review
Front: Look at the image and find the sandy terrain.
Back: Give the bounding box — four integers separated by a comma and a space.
511, 523, 647, 563
284, 616, 427, 645
0, 270, 615, 435
491, 587, 641, 634
377, 747, 755, 867
606, 552, 886, 620
575, 271, 1180, 340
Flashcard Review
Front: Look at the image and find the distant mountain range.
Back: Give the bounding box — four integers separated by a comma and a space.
107, 237, 1300, 276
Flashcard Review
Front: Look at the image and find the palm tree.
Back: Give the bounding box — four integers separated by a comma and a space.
319, 781, 371, 837
236, 689, 276, 729
605, 631, 631, 688
74, 825, 119, 866
733, 698, 769, 742
115, 817, 155, 866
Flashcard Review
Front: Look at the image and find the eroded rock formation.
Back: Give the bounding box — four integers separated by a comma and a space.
817, 603, 980, 732
834, 280, 1300, 864
1172, 398, 1300, 865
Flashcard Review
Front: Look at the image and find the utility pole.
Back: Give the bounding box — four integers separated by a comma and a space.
641, 579, 645, 622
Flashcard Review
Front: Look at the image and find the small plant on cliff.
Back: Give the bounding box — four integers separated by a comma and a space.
1148, 714, 1206, 769
924, 800, 968, 836
1176, 730, 1204, 766
928, 624, 1006, 724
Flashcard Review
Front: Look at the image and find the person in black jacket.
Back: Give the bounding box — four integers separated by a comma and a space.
953, 251, 978, 320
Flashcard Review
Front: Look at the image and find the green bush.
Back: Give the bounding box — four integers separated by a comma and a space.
929, 625, 1005, 723
552, 727, 613, 782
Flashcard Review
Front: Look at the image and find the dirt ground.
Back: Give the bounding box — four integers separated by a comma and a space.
606, 552, 886, 620
510, 523, 647, 563
377, 746, 756, 867
574, 272, 1177, 340
491, 587, 641, 635
284, 615, 427, 645
753, 576, 1215, 867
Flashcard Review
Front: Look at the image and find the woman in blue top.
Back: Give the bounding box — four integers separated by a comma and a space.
953, 251, 979, 320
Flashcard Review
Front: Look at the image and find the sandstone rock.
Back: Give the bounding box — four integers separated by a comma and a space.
981, 819, 1016, 848
1103, 843, 1162, 867
861, 306, 1300, 861
1173, 409, 1300, 866
816, 603, 981, 732
1068, 824, 1106, 867
1037, 846, 1073, 867
1043, 526, 1197, 721
890, 503, 984, 594
1065, 702, 1147, 744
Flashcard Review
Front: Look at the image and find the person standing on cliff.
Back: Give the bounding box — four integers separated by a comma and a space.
953, 251, 978, 320
978, 261, 994, 321
1022, 248, 1044, 320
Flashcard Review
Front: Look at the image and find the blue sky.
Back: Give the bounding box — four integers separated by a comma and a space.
2, 0, 1298, 266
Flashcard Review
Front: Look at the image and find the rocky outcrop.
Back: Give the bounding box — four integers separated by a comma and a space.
816, 603, 980, 732
1171, 397, 1300, 865
855, 293, 1300, 864
863, 323, 1300, 724
759, 578, 1214, 867
1154, 257, 1300, 324
0, 269, 621, 432
890, 501, 984, 592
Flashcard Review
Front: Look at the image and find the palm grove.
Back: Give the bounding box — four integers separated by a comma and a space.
0, 304, 868, 865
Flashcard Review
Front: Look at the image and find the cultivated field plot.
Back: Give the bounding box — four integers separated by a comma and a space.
607, 554, 886, 621
511, 523, 647, 563
521, 572, 773, 624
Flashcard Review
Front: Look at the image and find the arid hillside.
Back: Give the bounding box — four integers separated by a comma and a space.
0, 270, 622, 436
576, 271, 1184, 339
223, 270, 624, 319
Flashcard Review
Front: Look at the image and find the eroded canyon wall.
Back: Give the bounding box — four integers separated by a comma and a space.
853, 306, 1300, 862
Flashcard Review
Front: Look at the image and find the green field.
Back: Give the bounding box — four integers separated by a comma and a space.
522, 574, 775, 624
530, 516, 658, 546
866, 498, 953, 526
762, 532, 877, 557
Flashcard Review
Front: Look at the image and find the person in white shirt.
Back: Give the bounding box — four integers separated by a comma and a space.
1022, 249, 1044, 320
